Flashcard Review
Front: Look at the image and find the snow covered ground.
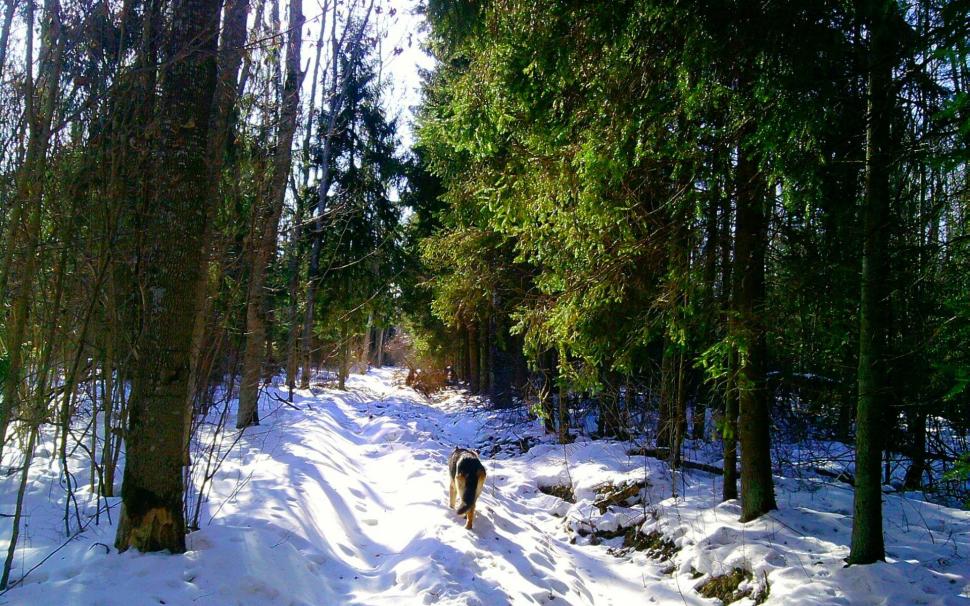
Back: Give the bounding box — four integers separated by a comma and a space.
1, 368, 968, 605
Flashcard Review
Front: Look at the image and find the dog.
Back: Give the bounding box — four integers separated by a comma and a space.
448, 447, 487, 529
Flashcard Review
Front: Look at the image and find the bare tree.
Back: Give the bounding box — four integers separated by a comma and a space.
0, 0, 64, 463
237, 0, 306, 428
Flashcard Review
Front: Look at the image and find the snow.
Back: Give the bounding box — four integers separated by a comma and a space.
1, 368, 968, 605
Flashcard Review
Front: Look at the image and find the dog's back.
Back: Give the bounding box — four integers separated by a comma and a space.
448, 448, 486, 529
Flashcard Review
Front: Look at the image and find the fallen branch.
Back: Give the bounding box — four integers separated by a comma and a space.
627, 447, 728, 476
627, 447, 857, 487
807, 466, 855, 486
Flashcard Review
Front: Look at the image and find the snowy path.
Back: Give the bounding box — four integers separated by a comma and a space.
3, 369, 687, 605
4, 368, 969, 605
190, 369, 685, 605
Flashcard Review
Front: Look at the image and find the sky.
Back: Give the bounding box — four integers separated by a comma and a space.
375, 0, 436, 148
297, 0, 436, 150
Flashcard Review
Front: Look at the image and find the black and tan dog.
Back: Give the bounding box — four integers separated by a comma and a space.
448, 447, 487, 529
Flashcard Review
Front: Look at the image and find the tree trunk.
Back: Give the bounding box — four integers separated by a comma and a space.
376, 327, 386, 367
488, 299, 515, 408
467, 322, 480, 393
558, 388, 570, 444
694, 190, 720, 441
0, 0, 15, 83
658, 343, 674, 449
721, 159, 738, 502
0, 425, 37, 590
458, 328, 468, 382
114, 0, 221, 554
186, 0, 251, 418
0, 0, 34, 294
480, 316, 491, 394
338, 323, 349, 390
671, 350, 686, 468
0, 0, 64, 464
102, 303, 117, 497
903, 410, 925, 489
540, 349, 556, 433
285, 2, 327, 394
722, 348, 739, 501
733, 129, 777, 523
849, 0, 893, 565
361, 312, 374, 366
237, 0, 305, 429
557, 345, 570, 444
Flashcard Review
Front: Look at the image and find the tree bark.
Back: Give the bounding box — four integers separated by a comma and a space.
467, 322, 480, 393
849, 0, 893, 565
540, 348, 556, 433
488, 294, 515, 408
557, 345, 570, 444
480, 314, 491, 393
115, 0, 221, 553
658, 343, 674, 449
376, 327, 386, 367
186, 0, 252, 414
722, 348, 739, 501
237, 0, 305, 428
0, 0, 15, 83
721, 156, 738, 503
0, 426, 37, 590
694, 190, 721, 441
361, 312, 374, 366
285, 2, 327, 394
338, 323, 349, 390
903, 409, 926, 489
733, 128, 777, 522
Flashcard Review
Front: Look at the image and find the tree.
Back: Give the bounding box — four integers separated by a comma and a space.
0, 0, 64, 463
305, 37, 404, 389
237, 0, 305, 428
733, 120, 778, 522
115, 0, 221, 553
299, 0, 375, 388
848, 0, 897, 565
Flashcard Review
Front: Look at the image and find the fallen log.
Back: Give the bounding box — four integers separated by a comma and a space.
627, 447, 729, 476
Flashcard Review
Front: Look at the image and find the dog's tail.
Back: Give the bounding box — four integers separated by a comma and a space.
456, 473, 480, 515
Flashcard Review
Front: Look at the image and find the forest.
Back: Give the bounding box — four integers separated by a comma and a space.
0, 0, 967, 604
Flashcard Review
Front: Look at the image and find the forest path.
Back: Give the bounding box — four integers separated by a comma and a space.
5, 368, 968, 605
203, 367, 698, 606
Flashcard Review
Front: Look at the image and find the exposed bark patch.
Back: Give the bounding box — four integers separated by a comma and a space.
116, 505, 185, 554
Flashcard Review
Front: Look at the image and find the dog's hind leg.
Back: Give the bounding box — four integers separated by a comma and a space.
449, 479, 456, 509
465, 505, 475, 529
